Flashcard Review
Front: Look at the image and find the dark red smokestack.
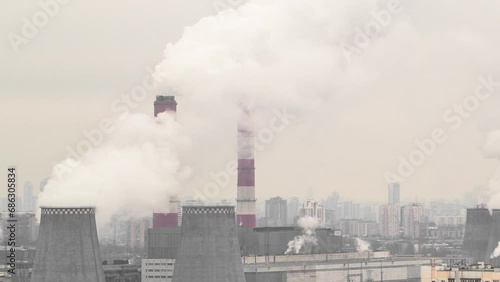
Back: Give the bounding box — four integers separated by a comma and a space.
154, 95, 177, 117
236, 106, 256, 227
153, 95, 180, 228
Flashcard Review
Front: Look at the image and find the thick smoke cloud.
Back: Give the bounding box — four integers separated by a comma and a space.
285, 216, 320, 254
39, 0, 500, 221
38, 114, 191, 224
154, 0, 500, 201
356, 237, 372, 252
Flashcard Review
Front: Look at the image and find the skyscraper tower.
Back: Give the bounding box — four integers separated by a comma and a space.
236, 106, 256, 227
388, 182, 400, 205
153, 95, 180, 228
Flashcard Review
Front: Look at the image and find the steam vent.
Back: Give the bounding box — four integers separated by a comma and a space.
172, 206, 246, 282
31, 207, 106, 282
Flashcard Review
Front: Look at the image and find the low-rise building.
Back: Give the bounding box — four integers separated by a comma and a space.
422, 261, 500, 282
141, 258, 175, 282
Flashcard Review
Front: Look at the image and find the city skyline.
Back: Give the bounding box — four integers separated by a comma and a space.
2, 2, 500, 205
4, 1, 500, 281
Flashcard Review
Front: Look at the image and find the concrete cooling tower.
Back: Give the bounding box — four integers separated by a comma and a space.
172, 206, 246, 282
31, 207, 105, 282
463, 207, 492, 263
487, 209, 500, 265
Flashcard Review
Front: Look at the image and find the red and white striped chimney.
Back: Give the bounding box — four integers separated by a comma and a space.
236, 106, 256, 227
153, 95, 180, 228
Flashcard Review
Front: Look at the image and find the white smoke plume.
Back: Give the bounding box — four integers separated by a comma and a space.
356, 237, 371, 252
481, 105, 500, 208
152, 0, 500, 202
39, 0, 500, 220
491, 241, 500, 259
38, 113, 191, 224
285, 216, 320, 255
153, 0, 350, 124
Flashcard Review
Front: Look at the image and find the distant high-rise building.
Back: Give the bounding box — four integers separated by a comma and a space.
0, 212, 37, 245
401, 203, 424, 239
129, 217, 150, 248
260, 197, 287, 227
434, 215, 465, 226
287, 197, 300, 225
23, 181, 35, 212
379, 204, 400, 238
388, 183, 400, 205
343, 201, 354, 219
361, 204, 378, 222
300, 200, 325, 224
322, 192, 339, 210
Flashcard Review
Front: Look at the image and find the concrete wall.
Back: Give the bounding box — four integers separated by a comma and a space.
147, 227, 181, 259
245, 272, 286, 282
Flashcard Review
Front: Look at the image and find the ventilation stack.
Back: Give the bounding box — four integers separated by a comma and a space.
153, 95, 180, 227
463, 206, 492, 263
172, 206, 246, 282
31, 207, 105, 282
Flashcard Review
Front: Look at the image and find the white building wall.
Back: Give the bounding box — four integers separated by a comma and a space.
141, 259, 175, 282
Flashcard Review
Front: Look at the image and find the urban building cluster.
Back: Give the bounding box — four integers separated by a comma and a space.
0, 96, 491, 282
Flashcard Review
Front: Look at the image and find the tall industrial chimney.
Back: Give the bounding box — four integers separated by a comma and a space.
153, 95, 180, 228
31, 207, 105, 282
172, 206, 246, 282
236, 106, 257, 227
154, 95, 177, 116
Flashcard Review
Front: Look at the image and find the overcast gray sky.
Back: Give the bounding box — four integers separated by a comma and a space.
2, 0, 500, 207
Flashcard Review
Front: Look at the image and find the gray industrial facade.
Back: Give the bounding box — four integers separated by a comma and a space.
147, 226, 342, 259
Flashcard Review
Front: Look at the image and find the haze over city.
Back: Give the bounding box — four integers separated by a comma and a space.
2, 0, 500, 205
2, 1, 500, 281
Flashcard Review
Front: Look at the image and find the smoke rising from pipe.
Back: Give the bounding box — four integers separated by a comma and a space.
481, 104, 500, 208
39, 0, 500, 219
152, 0, 500, 202
153, 0, 351, 118
38, 113, 192, 224
285, 216, 320, 255
491, 241, 500, 259
356, 237, 371, 252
